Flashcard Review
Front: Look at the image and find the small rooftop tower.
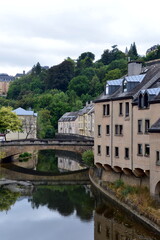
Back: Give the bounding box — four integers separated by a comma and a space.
128, 61, 142, 76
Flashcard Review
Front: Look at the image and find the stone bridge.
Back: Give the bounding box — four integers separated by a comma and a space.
0, 134, 94, 162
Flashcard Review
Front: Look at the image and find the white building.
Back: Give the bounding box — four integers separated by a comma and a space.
6, 107, 37, 140
58, 111, 79, 134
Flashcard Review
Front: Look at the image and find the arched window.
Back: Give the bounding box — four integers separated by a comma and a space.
123, 80, 127, 92
138, 93, 143, 108
144, 92, 149, 108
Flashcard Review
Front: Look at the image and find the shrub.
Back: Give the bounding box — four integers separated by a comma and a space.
114, 179, 124, 189
82, 150, 94, 166
19, 152, 32, 162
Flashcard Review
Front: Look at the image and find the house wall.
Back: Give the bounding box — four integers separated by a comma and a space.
0, 81, 10, 95
6, 115, 37, 140
94, 99, 132, 170
94, 99, 160, 196
58, 119, 79, 134
149, 132, 160, 196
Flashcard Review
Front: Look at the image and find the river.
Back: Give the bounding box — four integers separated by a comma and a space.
0, 150, 159, 240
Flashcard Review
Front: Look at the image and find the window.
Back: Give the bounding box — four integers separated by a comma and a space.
119, 125, 123, 135
125, 102, 129, 117
98, 125, 101, 136
115, 125, 123, 135
97, 145, 101, 155
144, 93, 149, 108
138, 144, 143, 155
119, 103, 123, 115
106, 125, 110, 135
156, 151, 160, 165
103, 104, 110, 116
138, 93, 143, 108
138, 120, 143, 133
106, 146, 110, 156
145, 144, 150, 156
123, 79, 127, 92
145, 119, 150, 133
125, 148, 129, 159
115, 125, 119, 135
115, 147, 119, 157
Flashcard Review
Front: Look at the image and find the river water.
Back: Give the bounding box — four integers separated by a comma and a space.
0, 150, 159, 240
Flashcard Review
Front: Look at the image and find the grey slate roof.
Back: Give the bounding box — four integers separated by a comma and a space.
149, 118, 160, 133
78, 103, 94, 116
0, 73, 14, 82
58, 111, 79, 122
107, 79, 123, 86
13, 107, 37, 116
94, 64, 160, 103
140, 87, 160, 96
125, 74, 145, 82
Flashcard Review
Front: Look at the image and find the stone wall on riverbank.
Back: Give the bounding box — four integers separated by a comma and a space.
89, 167, 160, 235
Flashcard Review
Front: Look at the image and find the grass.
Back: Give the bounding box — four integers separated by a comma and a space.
102, 179, 160, 226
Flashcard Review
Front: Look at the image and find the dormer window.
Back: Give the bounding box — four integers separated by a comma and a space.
138, 93, 143, 109
105, 83, 109, 95
123, 80, 127, 92
144, 92, 149, 108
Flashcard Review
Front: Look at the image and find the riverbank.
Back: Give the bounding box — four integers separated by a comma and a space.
89, 167, 160, 235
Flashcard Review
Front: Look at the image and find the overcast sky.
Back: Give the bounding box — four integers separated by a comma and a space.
0, 0, 160, 75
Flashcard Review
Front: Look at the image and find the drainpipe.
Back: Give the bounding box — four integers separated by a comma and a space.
111, 100, 113, 167
131, 101, 133, 170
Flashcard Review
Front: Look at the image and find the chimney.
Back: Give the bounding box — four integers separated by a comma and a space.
23, 70, 25, 75
128, 61, 142, 76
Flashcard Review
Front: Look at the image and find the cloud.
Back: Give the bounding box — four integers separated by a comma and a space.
0, 0, 160, 74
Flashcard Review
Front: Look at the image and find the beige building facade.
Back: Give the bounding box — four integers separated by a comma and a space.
78, 102, 94, 137
94, 61, 160, 197
6, 107, 37, 140
58, 112, 79, 134
58, 103, 94, 137
0, 74, 14, 96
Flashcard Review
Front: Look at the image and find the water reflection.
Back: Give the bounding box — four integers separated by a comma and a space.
36, 150, 85, 173
94, 194, 159, 240
0, 184, 159, 240
29, 185, 94, 221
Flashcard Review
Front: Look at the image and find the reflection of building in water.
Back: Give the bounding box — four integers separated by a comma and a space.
94, 205, 156, 240
58, 157, 85, 172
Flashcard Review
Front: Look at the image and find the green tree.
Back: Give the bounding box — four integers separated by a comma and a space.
82, 150, 94, 166
104, 69, 122, 83
128, 42, 138, 60
101, 46, 125, 65
68, 75, 90, 96
145, 46, 160, 61
37, 109, 55, 138
0, 107, 22, 140
32, 62, 42, 75
45, 60, 75, 91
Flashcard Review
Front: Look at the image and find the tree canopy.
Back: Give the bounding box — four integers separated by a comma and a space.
0, 107, 22, 139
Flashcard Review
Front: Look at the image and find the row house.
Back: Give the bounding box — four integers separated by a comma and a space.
58, 111, 79, 134
94, 61, 160, 197
58, 102, 94, 137
78, 102, 94, 137
6, 107, 37, 140
0, 74, 14, 96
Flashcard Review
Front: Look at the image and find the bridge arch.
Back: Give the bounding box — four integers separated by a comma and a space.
0, 138, 94, 162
